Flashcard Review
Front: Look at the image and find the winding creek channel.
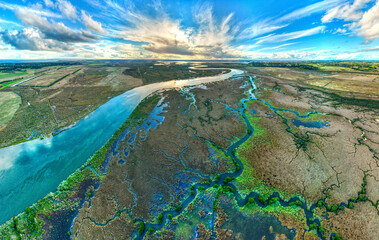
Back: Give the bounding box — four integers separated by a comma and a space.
0, 69, 243, 225
126, 75, 340, 239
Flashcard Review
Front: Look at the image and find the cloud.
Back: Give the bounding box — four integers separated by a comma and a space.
81, 10, 105, 34
15, 8, 98, 43
108, 1, 245, 59
322, 0, 379, 41
255, 26, 325, 44
0, 1, 61, 18
57, 0, 78, 20
354, 0, 379, 41
278, 0, 344, 22
322, 0, 371, 23
1, 8, 99, 51
334, 27, 348, 34
43, 0, 54, 8
358, 45, 379, 51
236, 20, 287, 40
0, 18, 21, 27
0, 28, 72, 51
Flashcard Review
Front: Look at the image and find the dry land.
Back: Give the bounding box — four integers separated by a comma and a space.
0, 61, 378, 240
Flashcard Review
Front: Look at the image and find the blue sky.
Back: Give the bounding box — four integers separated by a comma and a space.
0, 0, 378, 60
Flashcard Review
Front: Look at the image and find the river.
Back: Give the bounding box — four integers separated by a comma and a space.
0, 69, 243, 224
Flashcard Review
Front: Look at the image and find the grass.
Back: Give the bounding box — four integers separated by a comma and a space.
0, 92, 21, 126
0, 93, 162, 239
0, 71, 29, 80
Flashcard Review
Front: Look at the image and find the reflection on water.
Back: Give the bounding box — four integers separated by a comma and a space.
0, 69, 243, 224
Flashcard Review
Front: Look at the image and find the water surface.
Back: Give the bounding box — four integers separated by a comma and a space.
0, 69, 243, 224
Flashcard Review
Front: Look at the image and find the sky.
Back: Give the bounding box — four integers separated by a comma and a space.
0, 0, 378, 60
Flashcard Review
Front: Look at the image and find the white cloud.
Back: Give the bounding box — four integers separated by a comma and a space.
322, 0, 371, 23
334, 27, 348, 33
359, 45, 379, 51
278, 0, 344, 22
0, 18, 21, 27
81, 10, 105, 34
14, 8, 98, 43
44, 0, 54, 8
57, 0, 78, 20
322, 0, 379, 41
354, 0, 379, 41
0, 1, 61, 18
255, 26, 326, 44
111, 1, 245, 59
1, 28, 73, 51
236, 20, 288, 40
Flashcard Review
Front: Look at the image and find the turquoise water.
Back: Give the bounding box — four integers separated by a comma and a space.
0, 69, 243, 224
292, 118, 329, 128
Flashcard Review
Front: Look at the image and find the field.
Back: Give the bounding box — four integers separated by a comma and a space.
20, 66, 81, 87
0, 92, 21, 129
0, 61, 378, 240
0, 61, 226, 147
250, 66, 379, 101
122, 61, 226, 84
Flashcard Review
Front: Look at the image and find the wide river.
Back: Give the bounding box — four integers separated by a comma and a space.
0, 69, 243, 224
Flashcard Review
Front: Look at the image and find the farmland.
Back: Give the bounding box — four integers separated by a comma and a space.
0, 61, 226, 147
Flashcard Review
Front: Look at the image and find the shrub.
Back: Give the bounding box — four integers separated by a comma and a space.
139, 221, 145, 235
316, 200, 324, 208
221, 185, 234, 193
330, 204, 339, 212
167, 214, 173, 220
289, 200, 302, 207
309, 223, 317, 230
175, 205, 182, 212
268, 197, 279, 205
148, 227, 155, 233
331, 234, 342, 240
258, 195, 266, 205
318, 226, 325, 234
157, 213, 163, 224
223, 177, 235, 184
215, 175, 221, 182
246, 197, 255, 205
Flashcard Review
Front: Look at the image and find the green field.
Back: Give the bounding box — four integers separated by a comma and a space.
0, 92, 21, 126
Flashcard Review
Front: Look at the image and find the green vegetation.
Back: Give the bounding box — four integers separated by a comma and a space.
331, 234, 342, 240
157, 213, 163, 224
0, 92, 21, 126
0, 94, 163, 238
249, 61, 379, 73
288, 200, 302, 207
327, 91, 379, 109
138, 221, 145, 235
268, 197, 279, 205
175, 205, 182, 212
215, 174, 221, 182
246, 197, 255, 205
167, 214, 173, 220
122, 62, 226, 84
223, 177, 235, 184
148, 227, 155, 233
258, 195, 267, 205
309, 222, 318, 230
